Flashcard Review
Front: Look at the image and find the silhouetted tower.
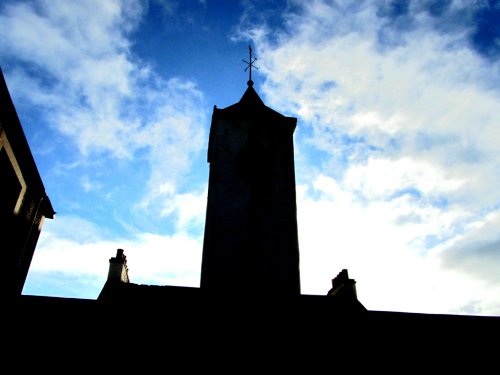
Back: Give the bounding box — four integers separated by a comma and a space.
201, 48, 300, 295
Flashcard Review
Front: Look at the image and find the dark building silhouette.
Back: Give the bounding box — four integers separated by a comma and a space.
0, 67, 54, 299
201, 80, 300, 295
97, 78, 362, 309
97, 80, 347, 305
4, 57, 499, 363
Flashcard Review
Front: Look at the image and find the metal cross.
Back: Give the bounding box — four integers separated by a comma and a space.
242, 46, 258, 85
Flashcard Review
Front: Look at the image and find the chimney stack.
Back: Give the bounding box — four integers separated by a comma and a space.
107, 249, 129, 283
327, 269, 357, 300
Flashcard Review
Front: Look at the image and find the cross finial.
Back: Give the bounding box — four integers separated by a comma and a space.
242, 45, 258, 86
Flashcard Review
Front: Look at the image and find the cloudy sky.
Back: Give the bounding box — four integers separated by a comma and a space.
1, 0, 499, 316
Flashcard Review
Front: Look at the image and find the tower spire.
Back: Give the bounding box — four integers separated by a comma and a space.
242, 45, 258, 86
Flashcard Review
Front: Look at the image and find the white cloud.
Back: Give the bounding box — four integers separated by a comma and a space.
39, 215, 109, 244
0, 0, 138, 100
0, 0, 208, 218
298, 174, 500, 315
134, 78, 207, 192
170, 189, 207, 230
135, 184, 207, 232
343, 157, 465, 198
1, 1, 208, 299
8, 0, 500, 316
81, 175, 103, 193
237, 0, 500, 315
24, 216, 203, 298
438, 211, 500, 285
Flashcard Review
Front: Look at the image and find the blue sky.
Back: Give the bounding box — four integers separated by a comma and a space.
1, 0, 499, 316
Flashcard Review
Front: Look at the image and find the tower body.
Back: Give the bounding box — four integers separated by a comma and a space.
201, 85, 300, 295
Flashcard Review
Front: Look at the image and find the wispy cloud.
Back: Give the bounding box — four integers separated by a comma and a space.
1, 0, 209, 297
0, 0, 208, 222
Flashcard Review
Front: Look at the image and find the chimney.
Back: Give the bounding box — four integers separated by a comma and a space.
107, 249, 129, 283
327, 269, 357, 300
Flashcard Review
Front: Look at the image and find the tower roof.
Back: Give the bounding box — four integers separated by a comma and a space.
218, 84, 292, 122
239, 83, 265, 108
207, 84, 297, 163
